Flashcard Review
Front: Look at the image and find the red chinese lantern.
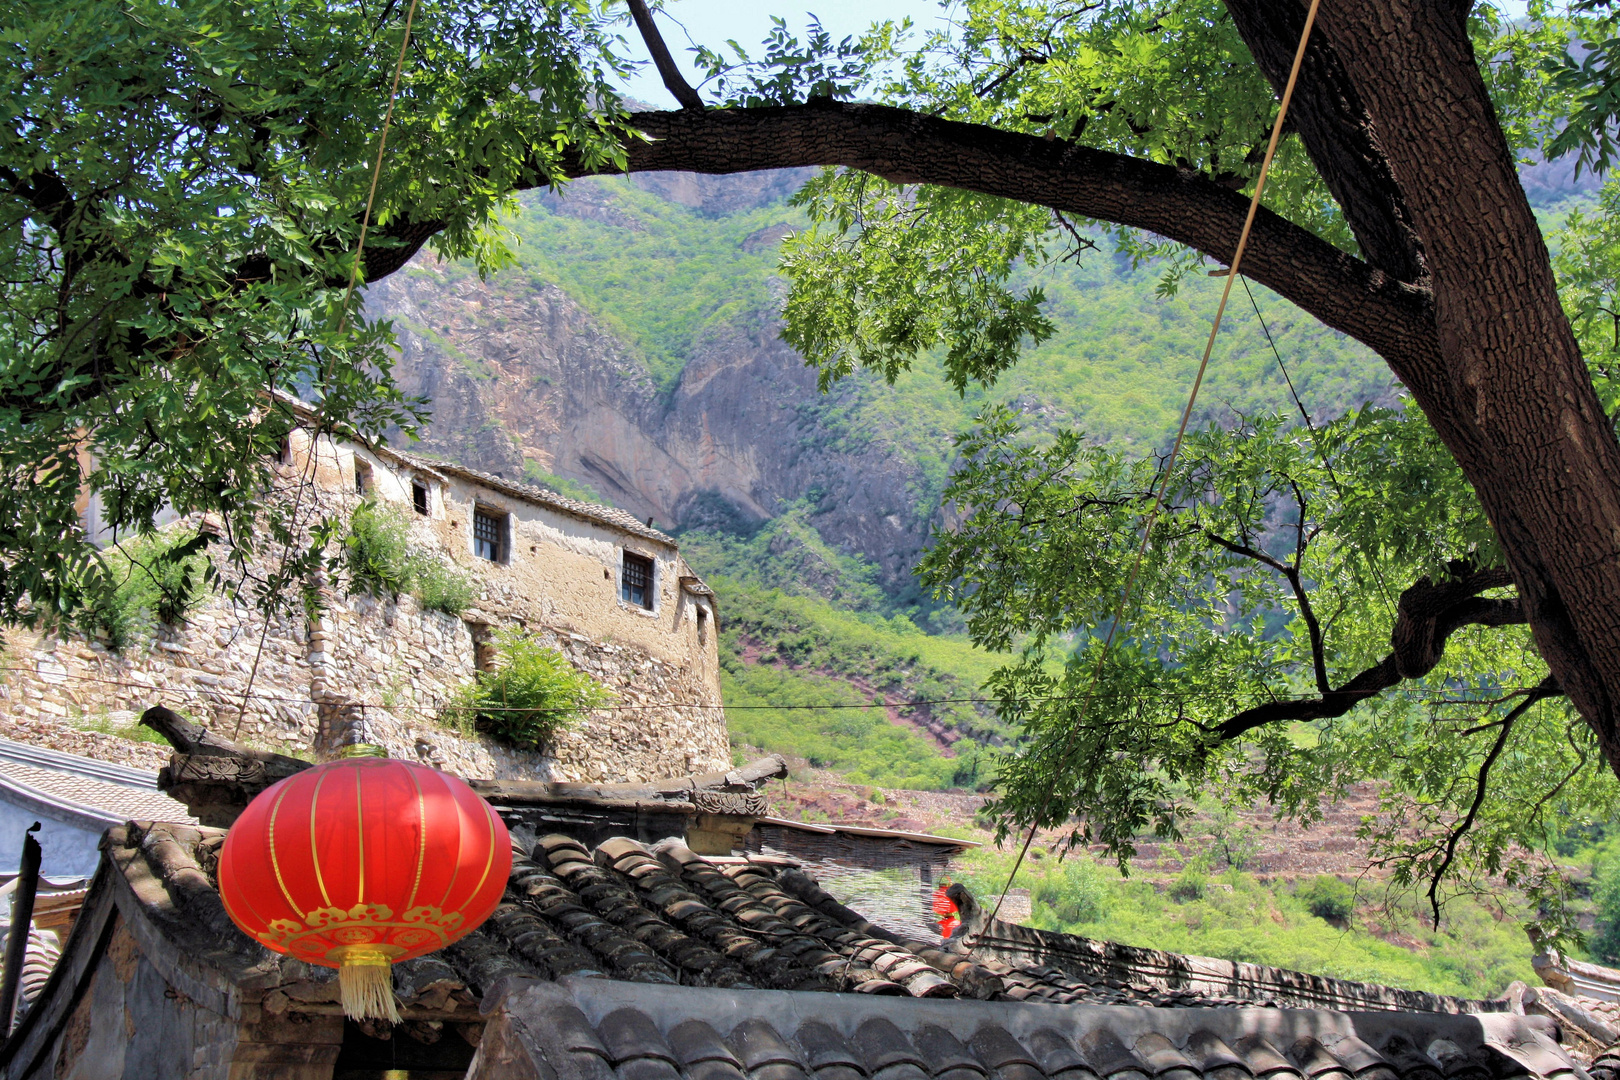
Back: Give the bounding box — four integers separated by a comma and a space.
218, 753, 510, 1022
932, 884, 960, 938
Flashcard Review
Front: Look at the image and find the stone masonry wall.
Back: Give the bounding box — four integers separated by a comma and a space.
0, 428, 729, 782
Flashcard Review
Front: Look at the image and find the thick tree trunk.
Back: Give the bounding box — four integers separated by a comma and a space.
1226, 0, 1620, 771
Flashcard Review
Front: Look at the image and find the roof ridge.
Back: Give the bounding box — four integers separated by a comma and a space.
0, 735, 161, 790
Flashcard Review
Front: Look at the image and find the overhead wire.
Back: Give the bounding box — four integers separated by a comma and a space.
0, 664, 1550, 715
1238, 274, 1399, 621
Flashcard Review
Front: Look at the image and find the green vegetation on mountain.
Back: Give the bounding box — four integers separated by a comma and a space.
508, 186, 796, 391
723, 660, 985, 790
948, 843, 1537, 998
509, 174, 1396, 476
708, 572, 1004, 791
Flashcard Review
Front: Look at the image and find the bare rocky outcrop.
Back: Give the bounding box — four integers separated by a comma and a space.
366, 187, 938, 591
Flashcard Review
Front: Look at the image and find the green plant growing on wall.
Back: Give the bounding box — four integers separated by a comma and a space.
341, 499, 477, 616
78, 709, 169, 745
412, 560, 479, 616
449, 629, 610, 749
86, 529, 211, 650
343, 499, 416, 597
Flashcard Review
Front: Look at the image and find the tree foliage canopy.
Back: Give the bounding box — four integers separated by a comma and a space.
692, 0, 1620, 932
0, 0, 628, 624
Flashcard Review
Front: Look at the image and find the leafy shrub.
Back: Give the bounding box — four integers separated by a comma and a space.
413, 559, 479, 615
1300, 875, 1356, 923
344, 499, 418, 597
449, 629, 610, 748
1169, 869, 1207, 903
521, 461, 602, 504
342, 499, 476, 615
87, 530, 211, 650
1033, 860, 1111, 925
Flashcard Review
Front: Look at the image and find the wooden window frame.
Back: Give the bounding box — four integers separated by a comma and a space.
621, 550, 655, 611
473, 508, 506, 563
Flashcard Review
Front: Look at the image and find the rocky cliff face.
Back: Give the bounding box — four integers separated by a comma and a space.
366, 172, 934, 592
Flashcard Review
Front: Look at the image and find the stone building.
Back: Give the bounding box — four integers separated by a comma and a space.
2, 417, 728, 784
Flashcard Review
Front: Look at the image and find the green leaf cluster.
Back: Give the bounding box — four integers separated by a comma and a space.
1, 0, 630, 629
342, 498, 475, 615
86, 529, 213, 651
447, 628, 610, 749
921, 399, 1613, 936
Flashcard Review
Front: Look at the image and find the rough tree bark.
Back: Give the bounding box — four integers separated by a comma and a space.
1229, 0, 1620, 767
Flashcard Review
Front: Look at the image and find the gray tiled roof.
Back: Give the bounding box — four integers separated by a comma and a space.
395, 450, 676, 546
433, 834, 1351, 1010
0, 760, 195, 825
103, 826, 1515, 1026
0, 736, 162, 790
474, 975, 1584, 1080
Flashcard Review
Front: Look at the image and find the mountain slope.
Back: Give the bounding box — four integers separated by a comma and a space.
368, 171, 1405, 616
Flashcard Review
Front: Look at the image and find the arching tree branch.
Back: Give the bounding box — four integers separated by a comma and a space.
551, 103, 1439, 374
1215, 565, 1532, 740
626, 0, 704, 110
1425, 673, 1561, 926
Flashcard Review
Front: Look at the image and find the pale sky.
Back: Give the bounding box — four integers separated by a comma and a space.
618, 0, 1537, 107
618, 0, 946, 106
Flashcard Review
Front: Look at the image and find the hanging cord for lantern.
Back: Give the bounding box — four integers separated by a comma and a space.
233, 3, 421, 1026
973, 0, 1325, 936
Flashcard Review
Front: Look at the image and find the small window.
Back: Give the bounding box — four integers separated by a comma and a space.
621, 551, 654, 610
473, 509, 504, 562
412, 482, 429, 516
354, 459, 372, 495
276, 436, 292, 465
696, 607, 708, 645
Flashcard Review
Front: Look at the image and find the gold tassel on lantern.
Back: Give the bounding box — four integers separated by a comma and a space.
335, 947, 401, 1024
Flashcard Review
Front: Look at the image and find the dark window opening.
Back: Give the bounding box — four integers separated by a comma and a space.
473, 509, 504, 562
354, 460, 372, 495
469, 623, 496, 672
276, 437, 291, 465
333, 1017, 477, 1080
412, 482, 429, 516
621, 551, 654, 610
696, 606, 708, 645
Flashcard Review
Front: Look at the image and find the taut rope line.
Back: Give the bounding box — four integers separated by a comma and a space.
974, 0, 1326, 934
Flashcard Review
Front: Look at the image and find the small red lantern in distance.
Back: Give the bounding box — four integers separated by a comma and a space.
219, 754, 510, 1022
932, 884, 960, 938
